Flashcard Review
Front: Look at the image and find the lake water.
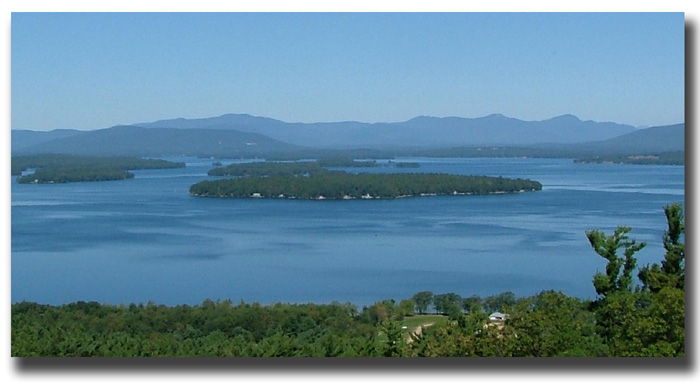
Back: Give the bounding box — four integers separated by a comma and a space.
10, 157, 685, 307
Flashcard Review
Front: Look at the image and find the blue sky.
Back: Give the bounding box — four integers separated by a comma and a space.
11, 12, 685, 130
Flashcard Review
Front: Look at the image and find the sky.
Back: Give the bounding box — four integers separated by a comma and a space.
11, 12, 686, 130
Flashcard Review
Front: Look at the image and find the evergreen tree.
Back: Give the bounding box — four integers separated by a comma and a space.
586, 227, 645, 298
638, 203, 685, 292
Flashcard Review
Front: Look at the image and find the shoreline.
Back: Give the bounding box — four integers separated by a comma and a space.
189, 187, 540, 200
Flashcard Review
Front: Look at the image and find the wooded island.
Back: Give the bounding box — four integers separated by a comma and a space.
190, 172, 542, 199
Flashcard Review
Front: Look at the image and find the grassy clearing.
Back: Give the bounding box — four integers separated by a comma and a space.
376, 315, 449, 344
401, 314, 448, 332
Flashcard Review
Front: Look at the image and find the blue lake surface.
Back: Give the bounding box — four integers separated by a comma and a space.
11, 157, 685, 307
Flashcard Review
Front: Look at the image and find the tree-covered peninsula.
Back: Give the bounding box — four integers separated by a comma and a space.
207, 159, 380, 178
190, 173, 542, 199
573, 151, 684, 165
11, 154, 185, 175
17, 168, 135, 184
208, 161, 326, 177
12, 154, 185, 184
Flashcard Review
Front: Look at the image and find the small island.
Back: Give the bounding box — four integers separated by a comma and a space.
13, 154, 186, 184
190, 173, 542, 200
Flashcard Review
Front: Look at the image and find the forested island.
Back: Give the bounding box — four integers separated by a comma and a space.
10, 204, 684, 357
190, 173, 542, 199
12, 154, 185, 184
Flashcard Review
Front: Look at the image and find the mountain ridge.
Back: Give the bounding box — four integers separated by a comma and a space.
132, 113, 641, 148
11, 113, 683, 158
13, 125, 302, 157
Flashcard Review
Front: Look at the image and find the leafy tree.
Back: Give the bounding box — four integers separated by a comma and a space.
397, 299, 416, 318
433, 293, 462, 319
506, 291, 606, 356
462, 295, 482, 314
482, 291, 516, 313
412, 291, 434, 314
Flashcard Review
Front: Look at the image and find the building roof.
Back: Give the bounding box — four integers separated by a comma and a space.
489, 312, 508, 320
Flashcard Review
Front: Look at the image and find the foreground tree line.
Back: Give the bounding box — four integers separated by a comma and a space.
11, 204, 683, 357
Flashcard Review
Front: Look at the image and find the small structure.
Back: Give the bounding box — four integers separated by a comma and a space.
485, 312, 509, 332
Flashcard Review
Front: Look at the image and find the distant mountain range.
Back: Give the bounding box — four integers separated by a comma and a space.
11, 113, 684, 158
134, 113, 641, 149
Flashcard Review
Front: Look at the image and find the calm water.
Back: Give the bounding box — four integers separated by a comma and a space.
11, 158, 684, 307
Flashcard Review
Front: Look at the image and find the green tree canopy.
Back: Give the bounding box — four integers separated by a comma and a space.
412, 291, 434, 314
